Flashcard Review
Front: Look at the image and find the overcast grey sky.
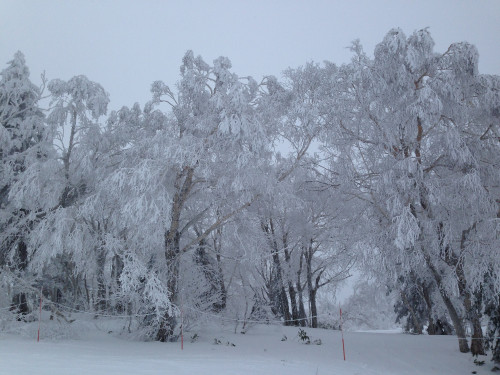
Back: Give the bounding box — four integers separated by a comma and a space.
1, 0, 499, 111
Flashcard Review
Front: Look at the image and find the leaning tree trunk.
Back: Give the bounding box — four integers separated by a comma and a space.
414, 214, 469, 352
410, 140, 468, 352
437, 286, 469, 352
421, 246, 469, 353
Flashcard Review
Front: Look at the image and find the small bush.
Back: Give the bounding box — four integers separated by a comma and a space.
298, 328, 310, 344
473, 358, 485, 366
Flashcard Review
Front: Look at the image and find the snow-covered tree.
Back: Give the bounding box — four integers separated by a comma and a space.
45, 75, 109, 207
13, 75, 113, 316
320, 28, 500, 354
0, 51, 47, 317
1, 30, 497, 365
89, 52, 278, 340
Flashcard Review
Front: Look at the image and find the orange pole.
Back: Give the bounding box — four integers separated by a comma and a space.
37, 287, 43, 342
340, 307, 346, 360
180, 294, 184, 350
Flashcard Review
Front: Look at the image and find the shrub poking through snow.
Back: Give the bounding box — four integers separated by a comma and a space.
473, 359, 485, 366
298, 329, 310, 344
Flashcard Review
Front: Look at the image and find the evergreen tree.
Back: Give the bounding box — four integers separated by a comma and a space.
0, 52, 46, 317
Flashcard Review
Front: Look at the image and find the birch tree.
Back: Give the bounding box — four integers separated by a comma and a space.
322, 28, 500, 354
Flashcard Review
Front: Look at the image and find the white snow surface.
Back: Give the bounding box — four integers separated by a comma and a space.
0, 317, 495, 375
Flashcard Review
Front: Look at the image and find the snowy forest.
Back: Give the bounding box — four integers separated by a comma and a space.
1, 28, 499, 362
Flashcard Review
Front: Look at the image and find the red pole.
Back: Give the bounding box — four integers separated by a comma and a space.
340, 307, 346, 360
180, 294, 184, 350
37, 286, 43, 342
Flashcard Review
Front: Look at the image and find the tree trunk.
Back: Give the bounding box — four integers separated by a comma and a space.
213, 226, 227, 311
309, 288, 318, 328
438, 288, 469, 353
470, 316, 485, 356
491, 303, 500, 365
60, 109, 77, 208
96, 248, 107, 312
416, 218, 469, 351
421, 245, 469, 353
279, 286, 291, 325
194, 238, 226, 312
215, 255, 227, 312
84, 277, 91, 309
305, 242, 318, 328
283, 234, 298, 325
460, 286, 485, 356
297, 252, 307, 327
157, 167, 194, 342
456, 228, 485, 356
262, 218, 291, 324
157, 229, 180, 342
421, 282, 437, 335
400, 289, 423, 334
288, 282, 299, 325
297, 289, 307, 327
468, 289, 485, 356
11, 241, 30, 318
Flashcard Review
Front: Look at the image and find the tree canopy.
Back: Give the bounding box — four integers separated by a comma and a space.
1, 29, 499, 360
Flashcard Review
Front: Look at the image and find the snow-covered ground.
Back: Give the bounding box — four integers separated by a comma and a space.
0, 317, 495, 375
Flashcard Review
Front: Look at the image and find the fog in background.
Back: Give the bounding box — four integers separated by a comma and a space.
1, 1, 499, 111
